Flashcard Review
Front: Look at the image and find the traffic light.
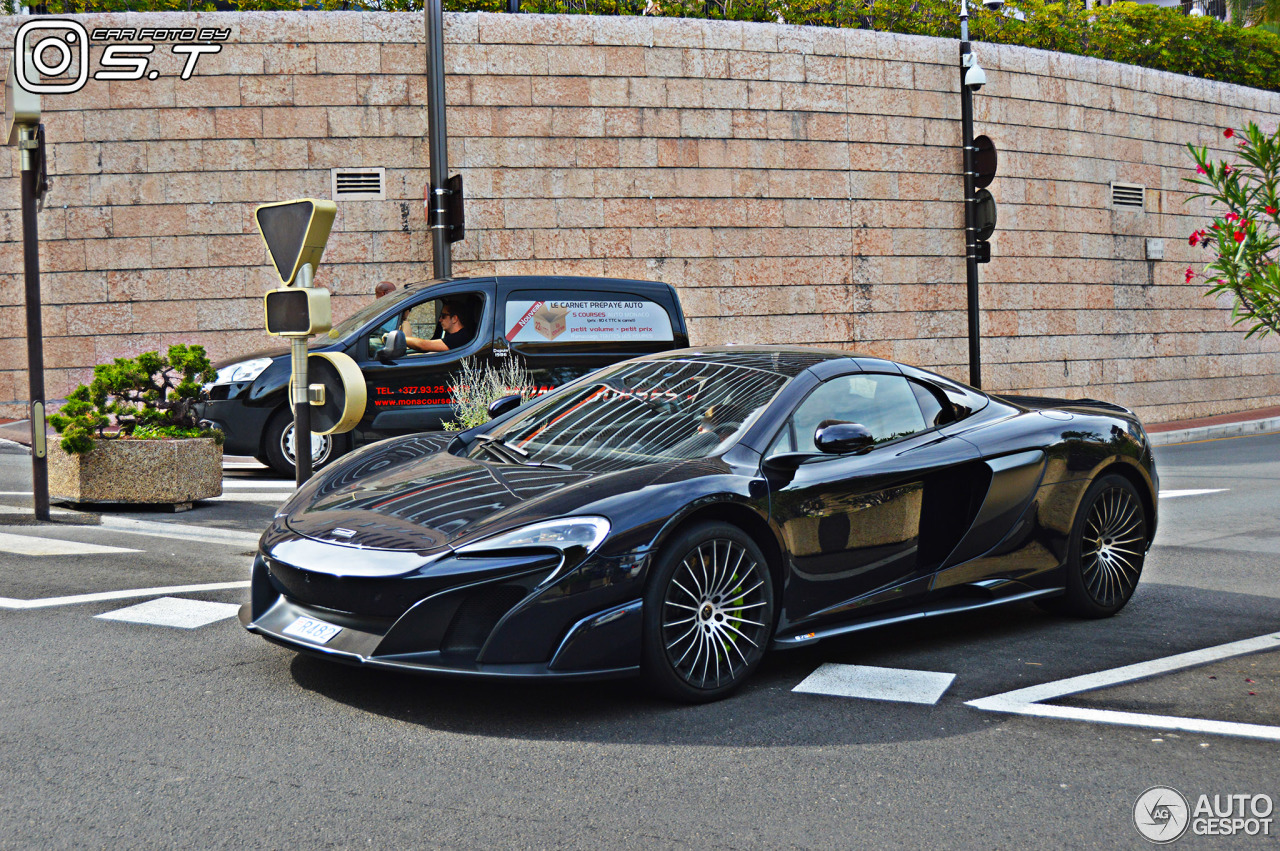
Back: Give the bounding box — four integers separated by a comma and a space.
264, 287, 331, 337
970, 135, 998, 264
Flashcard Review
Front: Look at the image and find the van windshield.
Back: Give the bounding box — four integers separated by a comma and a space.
323, 281, 445, 342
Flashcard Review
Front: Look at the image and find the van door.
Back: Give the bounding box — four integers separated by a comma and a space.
355, 281, 497, 437
497, 287, 678, 395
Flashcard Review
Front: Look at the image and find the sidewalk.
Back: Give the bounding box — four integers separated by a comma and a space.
3, 404, 1278, 451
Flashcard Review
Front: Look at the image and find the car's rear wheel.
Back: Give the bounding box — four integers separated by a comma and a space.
642, 522, 774, 703
1045, 473, 1148, 618
262, 408, 338, 478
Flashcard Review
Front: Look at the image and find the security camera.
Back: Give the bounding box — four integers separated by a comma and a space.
964, 63, 987, 91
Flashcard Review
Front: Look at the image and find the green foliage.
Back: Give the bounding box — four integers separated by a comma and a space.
443, 355, 538, 431
7, 0, 1280, 90
1185, 122, 1280, 339
48, 344, 222, 454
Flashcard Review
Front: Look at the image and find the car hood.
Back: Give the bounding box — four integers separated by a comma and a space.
285, 446, 627, 553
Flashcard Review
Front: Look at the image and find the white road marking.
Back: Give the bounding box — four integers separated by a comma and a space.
1158, 488, 1228, 498
0, 531, 140, 557
95, 596, 240, 629
968, 632, 1280, 741
794, 663, 956, 704
0, 580, 250, 610
96, 516, 260, 548
210, 493, 293, 503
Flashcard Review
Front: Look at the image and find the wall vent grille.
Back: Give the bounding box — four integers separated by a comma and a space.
1111, 182, 1145, 210
331, 168, 386, 201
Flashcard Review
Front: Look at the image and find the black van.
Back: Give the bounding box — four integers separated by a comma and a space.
197, 276, 689, 476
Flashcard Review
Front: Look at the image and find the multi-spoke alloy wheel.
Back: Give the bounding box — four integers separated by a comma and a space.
1080, 485, 1145, 608
643, 522, 774, 703
1045, 473, 1149, 618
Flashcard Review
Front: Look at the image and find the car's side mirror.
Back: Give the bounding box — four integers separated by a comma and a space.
814, 421, 875, 455
488, 393, 523, 420
378, 330, 407, 362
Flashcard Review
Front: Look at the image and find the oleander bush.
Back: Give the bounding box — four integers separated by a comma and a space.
48, 344, 223, 454
1185, 122, 1280, 339
8, 0, 1280, 92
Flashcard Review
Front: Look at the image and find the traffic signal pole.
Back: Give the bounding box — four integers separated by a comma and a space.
20, 124, 49, 520
291, 262, 315, 486
425, 0, 452, 279
960, 0, 982, 389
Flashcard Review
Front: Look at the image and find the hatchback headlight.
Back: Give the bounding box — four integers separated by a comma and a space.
456, 517, 611, 557
208, 357, 273, 389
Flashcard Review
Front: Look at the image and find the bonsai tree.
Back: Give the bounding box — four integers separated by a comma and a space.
1186, 123, 1280, 339
443, 355, 539, 431
49, 344, 222, 454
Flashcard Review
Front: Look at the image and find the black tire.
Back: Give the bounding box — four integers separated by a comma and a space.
262, 408, 340, 478
642, 521, 775, 703
1043, 473, 1148, 618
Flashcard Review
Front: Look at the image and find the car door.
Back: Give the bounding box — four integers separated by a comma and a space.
767, 371, 981, 628
356, 280, 497, 437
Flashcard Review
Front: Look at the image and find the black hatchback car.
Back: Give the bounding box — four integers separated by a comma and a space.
198, 276, 688, 476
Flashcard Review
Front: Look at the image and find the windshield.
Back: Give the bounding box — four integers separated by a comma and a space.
323, 281, 445, 342
472, 359, 789, 473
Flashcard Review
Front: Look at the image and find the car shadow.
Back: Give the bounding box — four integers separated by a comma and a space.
284, 581, 1280, 747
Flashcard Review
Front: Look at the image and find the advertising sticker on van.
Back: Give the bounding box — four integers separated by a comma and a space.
505, 301, 674, 343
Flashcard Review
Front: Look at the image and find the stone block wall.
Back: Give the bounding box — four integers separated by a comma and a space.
0, 11, 1277, 423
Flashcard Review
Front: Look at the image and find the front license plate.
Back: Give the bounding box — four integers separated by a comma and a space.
282, 615, 342, 645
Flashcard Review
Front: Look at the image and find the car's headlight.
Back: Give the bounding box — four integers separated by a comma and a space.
207, 357, 273, 389
456, 517, 611, 558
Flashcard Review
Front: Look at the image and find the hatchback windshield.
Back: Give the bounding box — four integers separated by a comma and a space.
471, 359, 789, 473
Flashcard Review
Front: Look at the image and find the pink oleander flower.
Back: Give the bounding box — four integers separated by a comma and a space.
1197, 165, 1208, 174
1234, 231, 1246, 243
1268, 207, 1278, 215
1185, 267, 1195, 283
1224, 128, 1235, 138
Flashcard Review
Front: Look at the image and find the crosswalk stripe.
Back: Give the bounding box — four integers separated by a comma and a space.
0, 580, 251, 610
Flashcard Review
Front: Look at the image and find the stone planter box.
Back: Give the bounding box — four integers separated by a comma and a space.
49, 437, 222, 506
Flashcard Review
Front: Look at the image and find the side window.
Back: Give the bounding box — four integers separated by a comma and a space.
787, 374, 928, 453
504, 291, 675, 351
365, 292, 484, 359
909, 379, 952, 428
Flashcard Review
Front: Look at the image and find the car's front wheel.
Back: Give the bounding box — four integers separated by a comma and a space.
642, 521, 775, 703
1047, 473, 1149, 618
262, 408, 339, 478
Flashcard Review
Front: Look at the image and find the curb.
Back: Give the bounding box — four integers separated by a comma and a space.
1148, 416, 1280, 446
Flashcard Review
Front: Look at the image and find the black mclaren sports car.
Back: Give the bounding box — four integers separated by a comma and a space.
242, 346, 1158, 702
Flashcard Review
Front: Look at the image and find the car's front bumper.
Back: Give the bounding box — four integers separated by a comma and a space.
241, 530, 651, 680
195, 395, 274, 457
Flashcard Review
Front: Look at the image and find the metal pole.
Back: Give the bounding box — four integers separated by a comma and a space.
20, 124, 49, 521
425, 0, 452, 279
290, 263, 314, 486
960, 0, 982, 389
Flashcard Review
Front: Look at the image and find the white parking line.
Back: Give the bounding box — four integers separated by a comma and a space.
0, 580, 251, 610
0, 531, 140, 556
96, 516, 260, 548
1158, 489, 1229, 498
794, 664, 956, 704
95, 596, 240, 628
967, 632, 1280, 741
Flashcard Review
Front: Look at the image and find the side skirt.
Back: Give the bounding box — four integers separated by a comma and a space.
771, 586, 1064, 649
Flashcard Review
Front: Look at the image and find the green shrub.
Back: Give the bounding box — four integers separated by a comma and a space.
443, 355, 538, 431
48, 344, 223, 454
7, 0, 1279, 92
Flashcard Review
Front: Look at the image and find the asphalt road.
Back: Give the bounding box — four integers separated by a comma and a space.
0, 434, 1277, 849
